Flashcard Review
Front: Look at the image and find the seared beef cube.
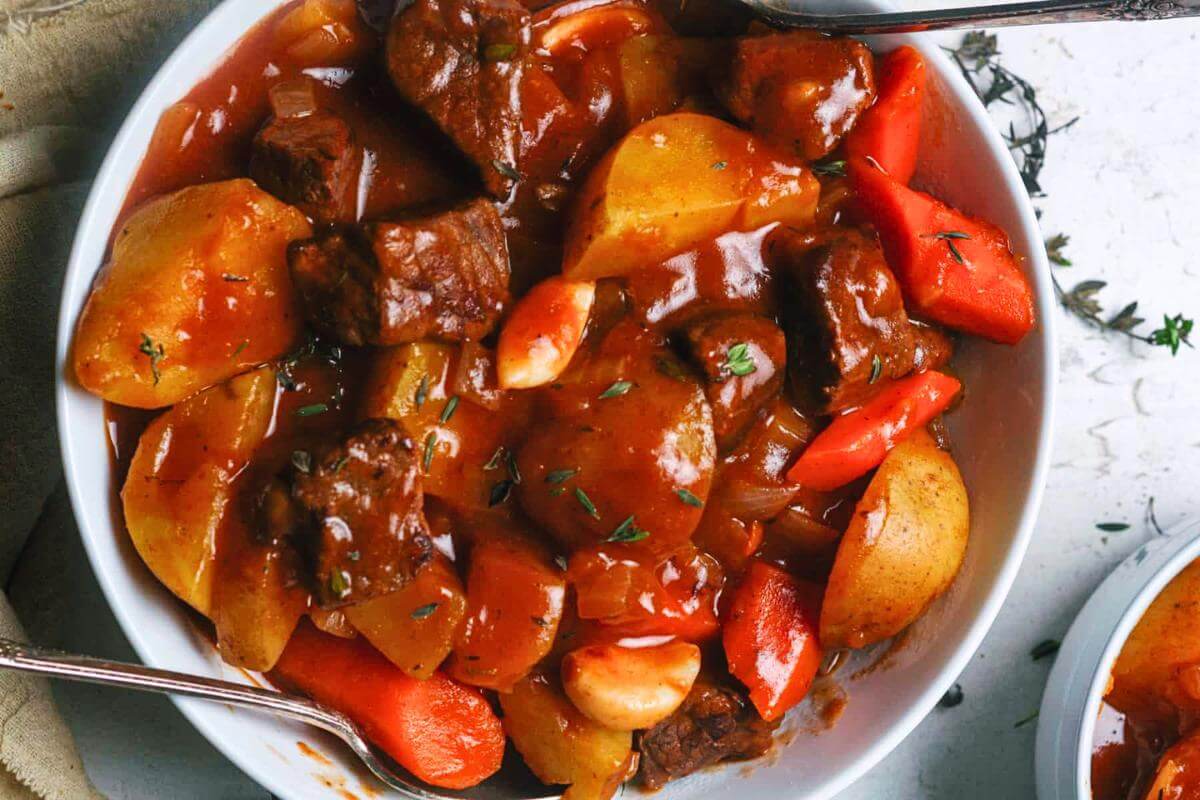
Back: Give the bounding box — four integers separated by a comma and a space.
292, 419, 433, 607
288, 197, 511, 345
639, 679, 778, 790
387, 0, 530, 197
250, 111, 361, 224
911, 319, 955, 373
780, 229, 916, 412
685, 313, 786, 451
717, 32, 875, 160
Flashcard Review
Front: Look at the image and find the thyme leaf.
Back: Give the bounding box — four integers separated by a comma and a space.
723, 343, 756, 378
138, 333, 165, 385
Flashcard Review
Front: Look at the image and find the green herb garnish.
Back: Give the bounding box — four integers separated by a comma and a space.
440, 395, 459, 424
492, 159, 520, 182
331, 455, 350, 472
711, 160, 727, 170
484, 446, 506, 471
138, 333, 165, 385
1045, 234, 1072, 266
411, 602, 439, 620
607, 515, 649, 543
546, 468, 578, 485
296, 403, 329, 417
599, 381, 633, 399
506, 450, 522, 484
574, 487, 599, 519
869, 354, 883, 384
675, 488, 704, 508
231, 340, 249, 359
415, 374, 430, 409
723, 343, 756, 378
489, 479, 514, 507
291, 450, 312, 474
924, 231, 971, 265
812, 159, 846, 178
329, 570, 351, 599
423, 432, 437, 472
1096, 522, 1129, 532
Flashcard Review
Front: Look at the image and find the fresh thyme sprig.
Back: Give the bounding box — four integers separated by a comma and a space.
1047, 237, 1193, 355
944, 31, 1078, 197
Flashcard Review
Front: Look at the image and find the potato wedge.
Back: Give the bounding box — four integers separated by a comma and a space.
1108, 559, 1200, 727
121, 367, 277, 616
562, 112, 819, 279
819, 429, 969, 649
212, 481, 308, 671
73, 179, 310, 408
345, 556, 468, 679
501, 672, 634, 800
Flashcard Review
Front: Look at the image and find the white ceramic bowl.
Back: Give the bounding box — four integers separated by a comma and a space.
54, 2, 1056, 798
1036, 519, 1200, 800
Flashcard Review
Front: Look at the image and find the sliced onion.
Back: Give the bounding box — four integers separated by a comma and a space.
269, 79, 318, 119
718, 479, 797, 520
767, 505, 842, 554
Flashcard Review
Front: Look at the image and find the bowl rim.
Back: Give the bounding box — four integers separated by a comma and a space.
53, 1, 1057, 798
1035, 520, 1200, 800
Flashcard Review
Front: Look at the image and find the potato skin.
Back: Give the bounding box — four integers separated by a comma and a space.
73, 179, 310, 408
500, 671, 634, 800
1107, 559, 1200, 729
563, 112, 819, 280
121, 367, 277, 616
819, 429, 969, 649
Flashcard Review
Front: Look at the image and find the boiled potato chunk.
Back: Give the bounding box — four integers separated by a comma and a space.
345, 556, 468, 679
1108, 559, 1200, 728
819, 429, 969, 649
563, 112, 819, 279
121, 367, 277, 616
73, 179, 310, 408
501, 672, 634, 800
212, 481, 308, 671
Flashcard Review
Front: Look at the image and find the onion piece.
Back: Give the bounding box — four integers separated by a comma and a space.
269, 79, 318, 119
718, 479, 797, 520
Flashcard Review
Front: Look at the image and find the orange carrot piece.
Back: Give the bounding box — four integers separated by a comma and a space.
723, 560, 823, 721
786, 370, 961, 491
850, 158, 1036, 344
272, 622, 505, 790
844, 46, 927, 184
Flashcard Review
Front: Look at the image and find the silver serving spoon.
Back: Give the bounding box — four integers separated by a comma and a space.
743, 0, 1200, 33
0, 638, 556, 800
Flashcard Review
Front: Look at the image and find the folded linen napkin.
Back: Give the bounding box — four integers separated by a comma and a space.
0, 1, 216, 796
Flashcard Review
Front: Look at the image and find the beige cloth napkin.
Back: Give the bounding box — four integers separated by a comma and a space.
0, 1, 217, 797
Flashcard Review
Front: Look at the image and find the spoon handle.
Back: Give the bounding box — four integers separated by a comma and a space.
751, 0, 1200, 34
0, 637, 353, 739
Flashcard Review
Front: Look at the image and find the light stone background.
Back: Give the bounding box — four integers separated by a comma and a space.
34, 9, 1200, 800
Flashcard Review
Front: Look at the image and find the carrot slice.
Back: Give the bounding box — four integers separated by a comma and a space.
723, 560, 823, 721
272, 622, 505, 789
786, 370, 961, 491
844, 45, 927, 184
850, 158, 1036, 344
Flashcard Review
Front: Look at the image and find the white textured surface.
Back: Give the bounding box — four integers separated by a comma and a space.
49, 16, 1200, 800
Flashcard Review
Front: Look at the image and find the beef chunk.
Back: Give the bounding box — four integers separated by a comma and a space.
778, 228, 917, 413
292, 419, 433, 607
685, 313, 786, 451
911, 319, 955, 373
717, 31, 875, 160
288, 197, 511, 345
639, 679, 778, 790
386, 0, 530, 197
250, 111, 361, 224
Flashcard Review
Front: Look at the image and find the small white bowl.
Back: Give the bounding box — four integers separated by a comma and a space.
1036, 519, 1200, 800
55, 1, 1056, 798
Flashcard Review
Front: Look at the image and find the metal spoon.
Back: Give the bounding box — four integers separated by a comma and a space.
0, 637, 555, 800
741, 0, 1200, 34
